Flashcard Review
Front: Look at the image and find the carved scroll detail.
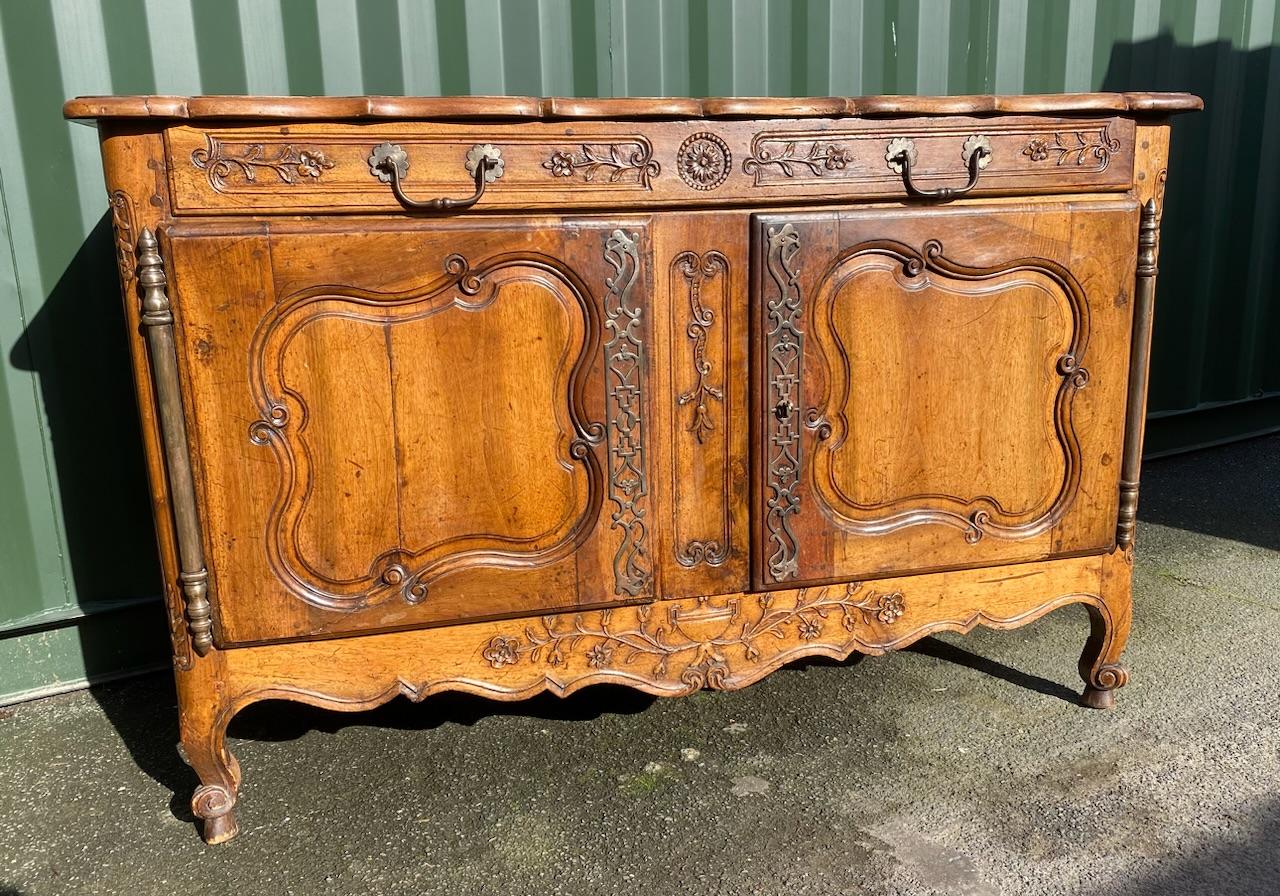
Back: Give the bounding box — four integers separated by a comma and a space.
108, 191, 136, 283
673, 251, 727, 443
604, 230, 651, 596
136, 230, 213, 656
764, 224, 804, 582
810, 239, 1091, 545
1022, 125, 1120, 169
481, 583, 905, 687
543, 142, 660, 187
192, 135, 335, 190
247, 252, 604, 610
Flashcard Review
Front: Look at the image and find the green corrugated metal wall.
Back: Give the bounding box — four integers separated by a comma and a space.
0, 0, 1276, 703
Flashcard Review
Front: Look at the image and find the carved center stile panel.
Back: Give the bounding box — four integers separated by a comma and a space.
247, 253, 605, 610
670, 250, 731, 568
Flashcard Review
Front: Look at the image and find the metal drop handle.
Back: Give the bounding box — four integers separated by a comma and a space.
885, 134, 992, 200
368, 142, 504, 211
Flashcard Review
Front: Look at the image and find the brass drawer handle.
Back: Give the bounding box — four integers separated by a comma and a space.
885, 135, 992, 200
368, 142, 504, 211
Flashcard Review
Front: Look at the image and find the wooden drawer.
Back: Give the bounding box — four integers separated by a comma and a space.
164, 115, 1135, 215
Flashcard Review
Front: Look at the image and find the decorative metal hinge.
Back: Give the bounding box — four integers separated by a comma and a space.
764, 222, 804, 582
1117, 200, 1161, 549
136, 229, 213, 656
603, 229, 652, 597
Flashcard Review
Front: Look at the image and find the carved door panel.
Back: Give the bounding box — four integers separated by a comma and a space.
164, 218, 654, 645
752, 201, 1138, 588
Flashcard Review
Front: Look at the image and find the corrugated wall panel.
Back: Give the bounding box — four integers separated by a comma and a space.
0, 0, 1275, 701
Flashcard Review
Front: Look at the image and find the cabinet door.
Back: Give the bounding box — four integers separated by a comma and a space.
165, 218, 654, 645
753, 201, 1138, 588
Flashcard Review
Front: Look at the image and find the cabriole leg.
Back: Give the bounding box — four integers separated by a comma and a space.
1079, 549, 1134, 709
176, 663, 242, 844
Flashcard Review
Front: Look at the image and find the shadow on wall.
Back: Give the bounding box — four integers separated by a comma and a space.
8, 213, 162, 605
1102, 33, 1280, 439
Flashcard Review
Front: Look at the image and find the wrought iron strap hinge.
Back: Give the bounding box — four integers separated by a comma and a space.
764, 222, 804, 582
603, 229, 652, 597
136, 229, 214, 656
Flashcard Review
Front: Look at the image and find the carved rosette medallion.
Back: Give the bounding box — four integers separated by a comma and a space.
542, 142, 660, 187
603, 230, 652, 597
192, 135, 336, 190
479, 583, 906, 689
764, 223, 804, 582
676, 132, 731, 191
1022, 126, 1121, 169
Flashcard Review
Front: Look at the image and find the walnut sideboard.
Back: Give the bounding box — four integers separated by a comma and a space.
65, 92, 1200, 843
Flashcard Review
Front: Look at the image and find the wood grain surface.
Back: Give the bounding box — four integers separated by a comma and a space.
78, 95, 1189, 843
65, 92, 1203, 122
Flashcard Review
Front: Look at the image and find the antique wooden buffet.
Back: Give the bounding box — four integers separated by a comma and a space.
65, 92, 1200, 843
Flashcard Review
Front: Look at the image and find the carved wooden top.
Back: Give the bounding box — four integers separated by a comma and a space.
64, 92, 1202, 123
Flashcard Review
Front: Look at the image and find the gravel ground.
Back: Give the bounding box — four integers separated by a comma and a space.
1, 435, 1277, 896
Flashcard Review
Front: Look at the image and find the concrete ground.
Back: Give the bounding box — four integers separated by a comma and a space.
1, 435, 1278, 896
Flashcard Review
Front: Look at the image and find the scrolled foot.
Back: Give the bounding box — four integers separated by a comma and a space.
193, 784, 239, 844
1080, 663, 1128, 710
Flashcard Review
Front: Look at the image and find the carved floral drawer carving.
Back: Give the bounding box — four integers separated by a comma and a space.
66, 91, 1198, 844
162, 114, 1136, 215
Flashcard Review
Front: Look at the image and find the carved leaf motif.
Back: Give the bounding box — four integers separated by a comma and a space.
541, 142, 660, 187
1022, 126, 1120, 169
478, 583, 908, 686
108, 191, 136, 283
191, 136, 335, 191
743, 140, 856, 180
674, 251, 728, 444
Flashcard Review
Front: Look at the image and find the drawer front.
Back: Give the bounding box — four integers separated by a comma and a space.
752, 199, 1139, 588
164, 115, 1135, 215
165, 217, 656, 646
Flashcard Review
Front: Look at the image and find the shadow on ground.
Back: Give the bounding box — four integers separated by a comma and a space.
1108, 796, 1280, 896
1139, 434, 1280, 551
99, 435, 1279, 835
0, 433, 1269, 894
